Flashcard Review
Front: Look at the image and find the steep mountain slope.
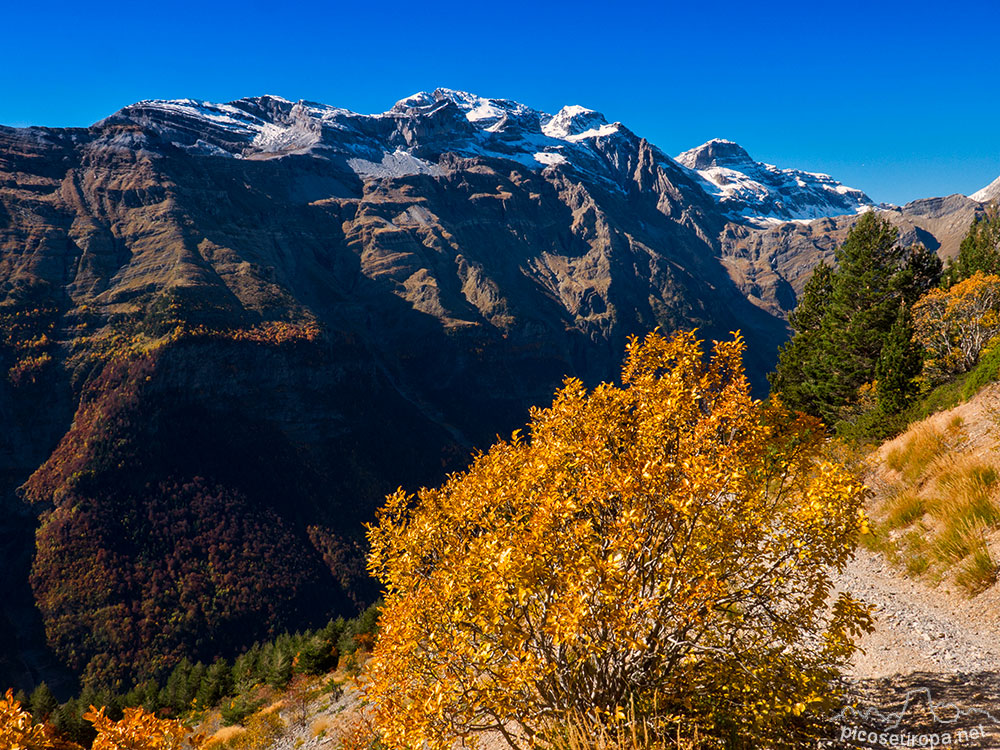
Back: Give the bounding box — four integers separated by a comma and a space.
675, 138, 875, 224
718, 194, 986, 316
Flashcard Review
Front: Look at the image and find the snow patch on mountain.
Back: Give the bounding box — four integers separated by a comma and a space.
971, 175, 1000, 203
347, 150, 444, 179
675, 138, 875, 224
534, 151, 568, 166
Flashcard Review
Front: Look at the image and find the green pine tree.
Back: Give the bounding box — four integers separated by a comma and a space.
771, 212, 935, 424
50, 697, 95, 746
943, 203, 1000, 286
896, 243, 943, 304
29, 681, 59, 721
768, 261, 834, 414
266, 647, 293, 689
875, 305, 923, 414
195, 658, 233, 708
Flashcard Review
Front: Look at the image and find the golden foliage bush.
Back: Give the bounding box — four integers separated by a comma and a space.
0, 690, 203, 750
84, 705, 204, 750
913, 272, 1000, 382
0, 688, 77, 750
366, 330, 872, 750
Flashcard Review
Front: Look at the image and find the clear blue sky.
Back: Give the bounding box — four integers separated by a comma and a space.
2, 0, 997, 205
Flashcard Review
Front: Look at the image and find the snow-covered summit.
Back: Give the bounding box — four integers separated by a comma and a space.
675, 139, 875, 224
542, 106, 609, 139
103, 89, 634, 183
971, 175, 1000, 203
100, 91, 877, 225
676, 139, 753, 170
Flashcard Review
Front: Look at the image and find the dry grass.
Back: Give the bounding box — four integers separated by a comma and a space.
885, 423, 953, 484
884, 491, 927, 529
310, 715, 336, 738
872, 397, 1000, 595
956, 541, 1000, 595
543, 706, 709, 750
203, 725, 246, 749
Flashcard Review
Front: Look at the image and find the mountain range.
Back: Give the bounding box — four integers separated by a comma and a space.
0, 87, 995, 691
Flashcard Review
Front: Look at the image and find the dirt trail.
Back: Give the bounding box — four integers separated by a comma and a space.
823, 386, 1000, 750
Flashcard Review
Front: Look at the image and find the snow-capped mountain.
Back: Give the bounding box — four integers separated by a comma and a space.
104, 90, 875, 226
971, 175, 1000, 203
674, 138, 875, 224
104, 89, 646, 186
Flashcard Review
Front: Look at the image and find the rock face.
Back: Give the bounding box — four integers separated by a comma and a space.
0, 88, 985, 689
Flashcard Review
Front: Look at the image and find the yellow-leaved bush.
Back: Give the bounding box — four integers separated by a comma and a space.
912, 271, 1000, 383
366, 330, 872, 749
0, 689, 72, 750
85, 705, 203, 750
0, 689, 203, 750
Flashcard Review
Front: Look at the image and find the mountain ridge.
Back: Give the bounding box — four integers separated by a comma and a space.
86, 89, 890, 228
675, 137, 877, 224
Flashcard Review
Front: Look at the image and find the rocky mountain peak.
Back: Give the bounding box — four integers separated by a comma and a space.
392, 89, 538, 130
675, 138, 875, 224
675, 138, 753, 170
541, 105, 609, 139
93, 90, 879, 227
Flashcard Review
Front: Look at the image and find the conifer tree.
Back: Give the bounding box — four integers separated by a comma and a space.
897, 243, 943, 304
768, 261, 834, 413
771, 212, 934, 423
195, 659, 232, 708
29, 682, 58, 723
875, 305, 923, 414
943, 203, 1000, 286
816, 213, 905, 416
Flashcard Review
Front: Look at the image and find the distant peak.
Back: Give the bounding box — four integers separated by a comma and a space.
542, 105, 608, 139
971, 174, 1000, 203
390, 89, 537, 128
675, 139, 753, 170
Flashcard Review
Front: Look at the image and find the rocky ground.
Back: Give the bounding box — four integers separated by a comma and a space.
823, 546, 1000, 748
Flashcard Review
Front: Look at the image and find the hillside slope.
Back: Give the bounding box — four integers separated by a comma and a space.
0, 88, 989, 692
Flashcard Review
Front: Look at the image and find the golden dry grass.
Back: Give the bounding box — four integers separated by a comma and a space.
546, 712, 704, 750
872, 394, 1000, 595
203, 725, 246, 749
885, 423, 953, 484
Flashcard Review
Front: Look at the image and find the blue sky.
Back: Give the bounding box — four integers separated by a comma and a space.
2, 0, 997, 205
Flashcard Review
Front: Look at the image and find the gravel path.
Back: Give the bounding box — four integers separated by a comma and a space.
823, 548, 1000, 747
